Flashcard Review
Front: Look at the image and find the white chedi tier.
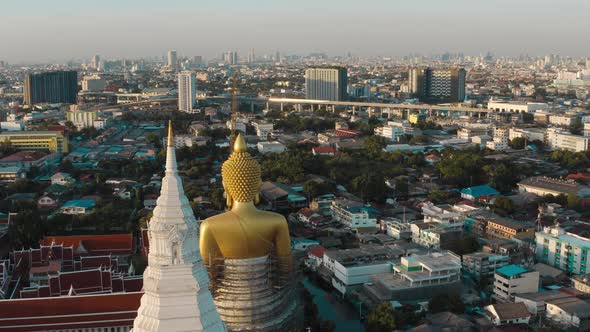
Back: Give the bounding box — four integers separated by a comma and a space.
133, 125, 226, 332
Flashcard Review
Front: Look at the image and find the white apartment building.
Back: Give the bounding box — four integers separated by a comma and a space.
384, 219, 412, 240
421, 202, 464, 229
66, 110, 98, 130
487, 100, 548, 113
546, 128, 590, 152
322, 246, 397, 295
549, 114, 575, 127
330, 200, 378, 229
252, 121, 273, 139
509, 128, 546, 142
374, 125, 405, 142
257, 141, 285, 154
162, 134, 197, 148
178, 71, 196, 112
545, 297, 590, 329
493, 264, 539, 302
536, 225, 590, 275
486, 127, 509, 150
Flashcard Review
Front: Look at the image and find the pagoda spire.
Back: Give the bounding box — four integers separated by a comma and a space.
132, 121, 226, 332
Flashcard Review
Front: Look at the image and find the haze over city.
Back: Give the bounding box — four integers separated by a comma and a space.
3, 0, 590, 63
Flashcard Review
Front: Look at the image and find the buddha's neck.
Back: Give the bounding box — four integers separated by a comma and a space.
231, 201, 257, 214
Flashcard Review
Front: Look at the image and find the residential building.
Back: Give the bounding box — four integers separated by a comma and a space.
60, 199, 96, 215
408, 67, 466, 102
384, 219, 412, 240
167, 49, 177, 71
572, 274, 590, 293
411, 222, 462, 250
323, 246, 398, 295
0, 165, 25, 182
330, 199, 378, 230
536, 225, 590, 275
178, 71, 196, 112
486, 127, 509, 151
485, 216, 535, 240
66, 109, 98, 130
363, 251, 461, 303
545, 297, 590, 329
305, 66, 348, 101
51, 172, 75, 186
421, 202, 464, 229
257, 141, 286, 154
514, 289, 572, 316
484, 302, 531, 326
0, 131, 69, 154
546, 128, 590, 152
460, 185, 499, 201
509, 127, 546, 142
374, 124, 406, 142
518, 176, 590, 198
462, 252, 510, 280
23, 70, 78, 105
252, 121, 273, 139
311, 146, 336, 157
549, 114, 575, 127
493, 265, 539, 302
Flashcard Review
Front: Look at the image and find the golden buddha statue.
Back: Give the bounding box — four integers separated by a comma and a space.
199, 134, 299, 332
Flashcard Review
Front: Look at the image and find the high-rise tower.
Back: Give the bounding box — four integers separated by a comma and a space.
132, 122, 226, 332
305, 66, 348, 101
23, 71, 78, 106
178, 71, 197, 112
168, 50, 178, 71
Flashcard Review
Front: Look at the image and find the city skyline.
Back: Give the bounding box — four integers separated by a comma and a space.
2, 0, 590, 64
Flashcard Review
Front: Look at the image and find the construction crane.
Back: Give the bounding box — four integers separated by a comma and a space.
230, 71, 239, 146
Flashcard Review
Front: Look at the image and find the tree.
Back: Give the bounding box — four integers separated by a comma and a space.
209, 187, 226, 211
428, 293, 464, 314
364, 136, 388, 156
570, 117, 583, 135
492, 197, 515, 215
365, 302, 396, 332
567, 193, 582, 210
8, 209, 45, 250
508, 137, 527, 150
394, 177, 409, 199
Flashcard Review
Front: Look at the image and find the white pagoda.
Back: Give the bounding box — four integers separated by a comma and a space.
133, 122, 226, 332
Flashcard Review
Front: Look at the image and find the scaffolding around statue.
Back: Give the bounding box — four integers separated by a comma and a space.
206, 251, 302, 332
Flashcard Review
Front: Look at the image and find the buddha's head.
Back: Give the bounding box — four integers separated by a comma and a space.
221, 134, 261, 208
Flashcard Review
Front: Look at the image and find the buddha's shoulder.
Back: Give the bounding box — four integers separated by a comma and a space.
201, 212, 234, 226
256, 210, 287, 225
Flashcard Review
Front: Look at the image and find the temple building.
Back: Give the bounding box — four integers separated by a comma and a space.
200, 134, 301, 331
132, 122, 226, 332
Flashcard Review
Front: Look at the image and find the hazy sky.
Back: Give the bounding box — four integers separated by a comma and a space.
2, 0, 589, 63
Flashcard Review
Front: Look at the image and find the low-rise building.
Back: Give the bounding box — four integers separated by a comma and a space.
484, 302, 531, 326
518, 176, 590, 199
362, 251, 461, 303
252, 121, 273, 139
546, 128, 590, 152
411, 222, 463, 250
545, 297, 590, 329
493, 264, 539, 302
0, 165, 26, 182
60, 199, 96, 215
462, 252, 510, 280
485, 216, 535, 240
536, 225, 590, 275
51, 172, 75, 186
323, 246, 399, 295
0, 130, 69, 154
330, 199, 378, 230
487, 100, 548, 113
257, 141, 286, 154
572, 274, 590, 294
384, 219, 412, 240
460, 185, 499, 201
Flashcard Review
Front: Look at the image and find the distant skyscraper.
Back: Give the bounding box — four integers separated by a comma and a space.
24, 71, 78, 105
91, 55, 100, 70
178, 71, 196, 112
168, 50, 178, 71
223, 51, 238, 65
247, 49, 255, 64
408, 67, 466, 103
275, 50, 281, 63
305, 66, 348, 101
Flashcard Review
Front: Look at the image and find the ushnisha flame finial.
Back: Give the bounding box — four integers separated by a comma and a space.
233, 133, 247, 153
167, 120, 174, 147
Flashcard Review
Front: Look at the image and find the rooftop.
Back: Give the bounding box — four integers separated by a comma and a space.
496, 264, 528, 278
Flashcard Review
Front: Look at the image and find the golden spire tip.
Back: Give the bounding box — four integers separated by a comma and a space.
167, 120, 173, 147
233, 133, 247, 153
